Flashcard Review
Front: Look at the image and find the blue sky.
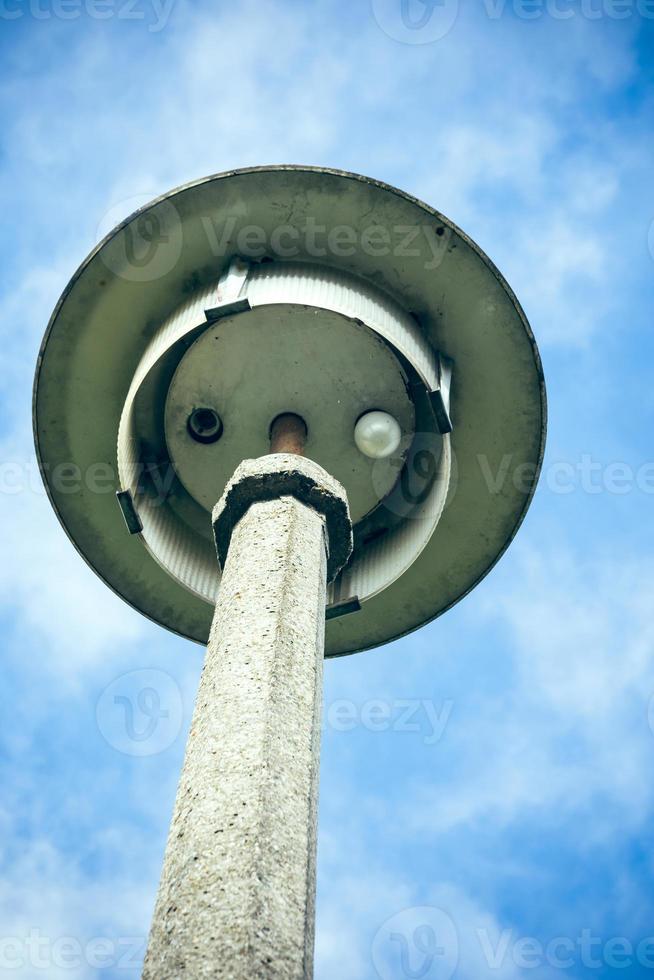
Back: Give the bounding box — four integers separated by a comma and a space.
1, 0, 654, 977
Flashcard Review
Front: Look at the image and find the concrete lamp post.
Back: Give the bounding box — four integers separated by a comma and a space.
33, 166, 546, 978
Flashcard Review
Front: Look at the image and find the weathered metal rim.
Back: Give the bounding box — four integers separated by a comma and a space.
33, 164, 547, 655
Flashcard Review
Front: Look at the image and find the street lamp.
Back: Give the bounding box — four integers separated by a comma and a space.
33, 166, 546, 978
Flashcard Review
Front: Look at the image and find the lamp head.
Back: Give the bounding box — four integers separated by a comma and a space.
33, 167, 546, 656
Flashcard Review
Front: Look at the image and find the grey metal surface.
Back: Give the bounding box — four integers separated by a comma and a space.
33, 165, 546, 656
115, 258, 443, 612
165, 303, 414, 522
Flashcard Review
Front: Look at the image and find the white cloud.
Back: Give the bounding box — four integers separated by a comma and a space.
401, 540, 654, 839
316, 825, 525, 980
0, 826, 152, 979
1, 0, 647, 366
0, 470, 146, 681
508, 214, 610, 346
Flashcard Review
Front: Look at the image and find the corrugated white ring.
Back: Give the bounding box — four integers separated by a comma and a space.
117, 260, 451, 607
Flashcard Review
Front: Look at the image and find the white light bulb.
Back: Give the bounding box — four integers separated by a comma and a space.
354, 411, 402, 459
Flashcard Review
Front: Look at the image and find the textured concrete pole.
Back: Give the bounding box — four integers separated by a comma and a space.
143, 455, 351, 980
